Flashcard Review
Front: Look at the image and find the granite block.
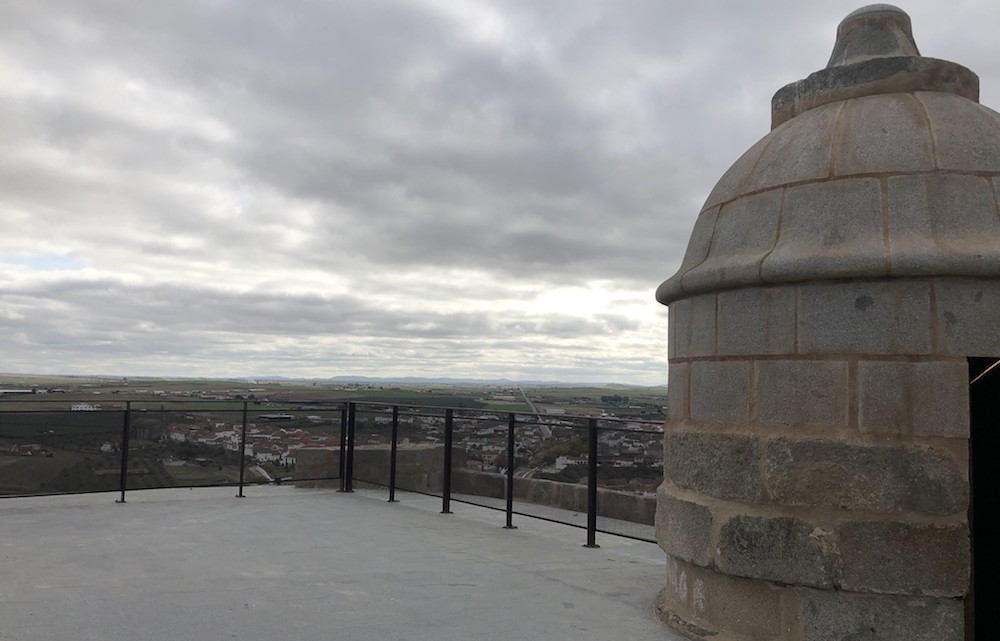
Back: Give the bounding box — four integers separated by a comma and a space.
764, 438, 967, 516
717, 287, 796, 356
687, 294, 717, 358
920, 91, 1000, 172
657, 555, 786, 641
754, 360, 848, 429
657, 208, 719, 304
702, 134, 775, 210
655, 489, 713, 566
667, 361, 690, 420
668, 298, 690, 360
761, 178, 888, 282
717, 514, 834, 588
663, 430, 762, 502
681, 190, 782, 293
837, 521, 970, 596
668, 295, 717, 359
676, 206, 719, 274
833, 93, 935, 175
745, 102, 839, 193
887, 174, 1000, 276
689, 360, 749, 423
797, 280, 933, 354
799, 590, 964, 641
935, 280, 1000, 356
859, 360, 970, 437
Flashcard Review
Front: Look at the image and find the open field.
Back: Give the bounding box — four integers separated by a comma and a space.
0, 410, 121, 440
0, 446, 256, 496
0, 451, 86, 494
0, 374, 666, 421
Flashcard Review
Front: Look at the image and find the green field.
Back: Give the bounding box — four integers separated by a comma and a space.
481, 402, 533, 413
0, 375, 666, 422
0, 411, 121, 444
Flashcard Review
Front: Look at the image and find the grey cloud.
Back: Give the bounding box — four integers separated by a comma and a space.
0, 277, 636, 343
1, 0, 996, 383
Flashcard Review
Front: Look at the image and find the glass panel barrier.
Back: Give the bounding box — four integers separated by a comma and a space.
0, 407, 123, 496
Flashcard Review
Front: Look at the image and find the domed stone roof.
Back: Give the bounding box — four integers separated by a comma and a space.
656, 4, 1000, 306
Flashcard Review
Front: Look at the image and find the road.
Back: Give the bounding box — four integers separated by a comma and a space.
250, 465, 273, 482
518, 386, 539, 414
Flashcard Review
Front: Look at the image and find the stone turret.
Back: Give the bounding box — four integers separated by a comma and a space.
655, 5, 1000, 640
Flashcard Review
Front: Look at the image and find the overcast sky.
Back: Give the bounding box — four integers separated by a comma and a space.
1, 1, 997, 385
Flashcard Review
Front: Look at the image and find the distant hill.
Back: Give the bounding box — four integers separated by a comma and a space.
244, 375, 662, 388
0, 372, 664, 389
325, 376, 618, 387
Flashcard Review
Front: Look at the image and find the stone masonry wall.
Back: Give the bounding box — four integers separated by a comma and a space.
656, 277, 987, 640
654, 8, 1000, 639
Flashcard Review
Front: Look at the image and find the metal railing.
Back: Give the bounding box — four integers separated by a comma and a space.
0, 400, 663, 545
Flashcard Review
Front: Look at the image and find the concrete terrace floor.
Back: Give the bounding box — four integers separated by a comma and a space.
0, 486, 682, 641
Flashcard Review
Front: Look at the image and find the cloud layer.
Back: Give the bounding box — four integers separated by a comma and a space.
1, 1, 997, 384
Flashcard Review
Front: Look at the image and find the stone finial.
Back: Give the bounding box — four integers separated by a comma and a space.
770, 5, 979, 128
827, 4, 919, 67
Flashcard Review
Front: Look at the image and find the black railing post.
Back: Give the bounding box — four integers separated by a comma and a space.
441, 408, 453, 514
584, 418, 600, 548
338, 402, 348, 492
388, 405, 399, 502
236, 401, 248, 498
504, 412, 517, 529
344, 402, 356, 493
116, 402, 131, 504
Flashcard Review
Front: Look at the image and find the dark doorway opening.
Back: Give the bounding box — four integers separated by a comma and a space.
969, 356, 1000, 640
